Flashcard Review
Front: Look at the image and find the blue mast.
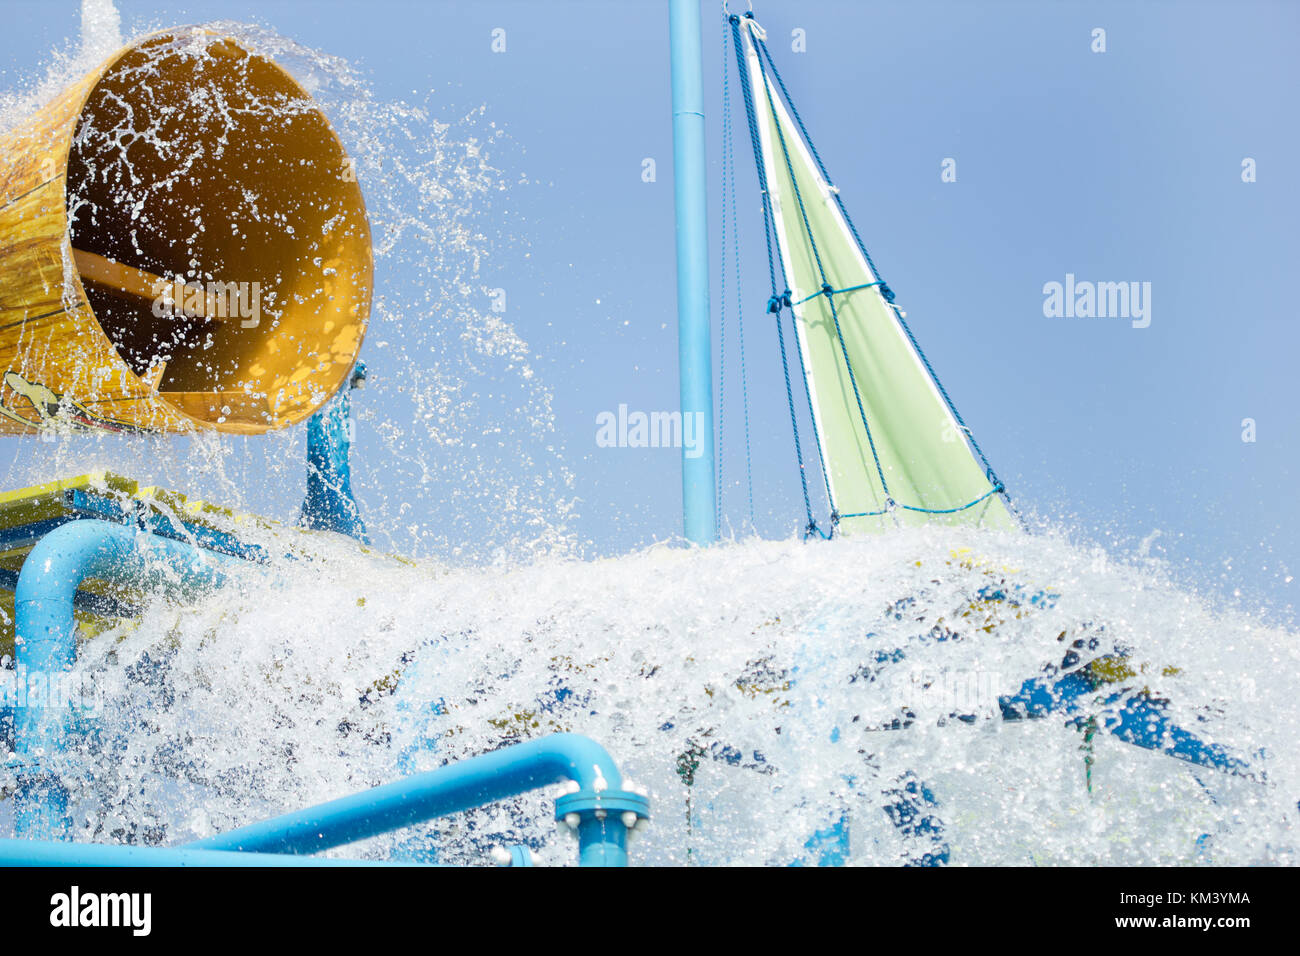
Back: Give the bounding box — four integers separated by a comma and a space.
669, 0, 717, 545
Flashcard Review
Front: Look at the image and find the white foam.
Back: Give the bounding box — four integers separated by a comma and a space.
28, 525, 1298, 866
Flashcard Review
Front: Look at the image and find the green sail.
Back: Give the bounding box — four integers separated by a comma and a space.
742, 31, 1015, 534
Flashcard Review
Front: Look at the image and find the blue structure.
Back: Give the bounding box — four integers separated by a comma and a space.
10, 519, 236, 841
998, 660, 1258, 778
669, 0, 717, 546
300, 361, 369, 544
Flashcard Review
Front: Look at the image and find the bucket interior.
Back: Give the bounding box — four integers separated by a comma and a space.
66, 32, 371, 430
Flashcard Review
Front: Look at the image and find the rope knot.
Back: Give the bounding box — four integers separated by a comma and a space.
767, 291, 790, 313
741, 11, 768, 40
879, 282, 896, 303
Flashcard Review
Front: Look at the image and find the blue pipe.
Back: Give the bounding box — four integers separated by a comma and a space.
187, 733, 646, 866
0, 840, 416, 867
669, 0, 717, 545
12, 520, 235, 840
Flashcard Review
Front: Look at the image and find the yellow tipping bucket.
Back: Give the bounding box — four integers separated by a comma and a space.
0, 29, 372, 434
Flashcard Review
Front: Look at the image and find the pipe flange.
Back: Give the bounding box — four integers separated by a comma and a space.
555, 788, 650, 833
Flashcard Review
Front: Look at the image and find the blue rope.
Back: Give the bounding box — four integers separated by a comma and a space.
781, 297, 835, 537
718, 24, 756, 536
730, 83, 756, 533
751, 39, 897, 515
769, 293, 821, 538
729, 14, 829, 538
735, 12, 1009, 533
751, 24, 1019, 523
793, 280, 884, 306
752, 31, 889, 290
837, 482, 1005, 520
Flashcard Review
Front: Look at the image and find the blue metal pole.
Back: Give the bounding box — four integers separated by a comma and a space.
188, 733, 648, 866
669, 0, 717, 545
12, 520, 235, 841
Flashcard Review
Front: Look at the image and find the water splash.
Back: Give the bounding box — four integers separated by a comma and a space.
0, 525, 1289, 866
0, 7, 1295, 867
80, 0, 123, 64
1, 10, 575, 565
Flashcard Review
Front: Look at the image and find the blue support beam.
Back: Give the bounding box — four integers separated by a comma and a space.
669, 0, 717, 545
300, 362, 369, 544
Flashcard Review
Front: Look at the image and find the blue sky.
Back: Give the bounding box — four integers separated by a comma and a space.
1, 0, 1297, 623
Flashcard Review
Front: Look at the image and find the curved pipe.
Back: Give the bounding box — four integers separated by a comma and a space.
188, 732, 625, 857
13, 519, 235, 839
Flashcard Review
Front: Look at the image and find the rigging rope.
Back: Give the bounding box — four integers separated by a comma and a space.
716, 23, 729, 536
725, 9, 1018, 528
750, 28, 898, 517
718, 24, 756, 535
728, 13, 832, 538
747, 17, 1018, 522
